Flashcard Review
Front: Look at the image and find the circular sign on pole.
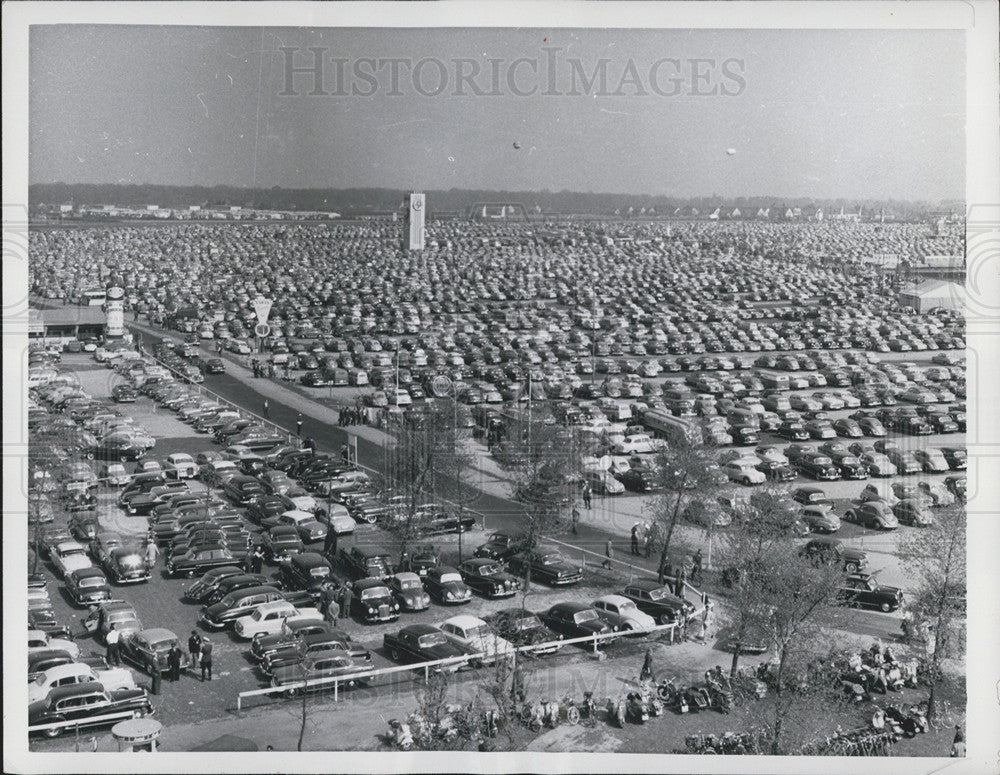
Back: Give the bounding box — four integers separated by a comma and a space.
431, 375, 453, 396
254, 323, 271, 338
598, 455, 613, 471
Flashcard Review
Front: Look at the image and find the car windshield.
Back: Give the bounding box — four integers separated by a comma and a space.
646, 587, 669, 601
108, 611, 136, 624
79, 577, 106, 588
539, 555, 562, 566
462, 624, 487, 639
477, 564, 501, 576
440, 573, 462, 584
813, 456, 832, 465
150, 639, 175, 652
398, 578, 420, 590
360, 587, 388, 600
574, 610, 599, 624
418, 633, 447, 648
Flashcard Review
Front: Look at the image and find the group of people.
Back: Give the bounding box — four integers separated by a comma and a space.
315, 579, 354, 623
188, 630, 215, 681
337, 406, 363, 427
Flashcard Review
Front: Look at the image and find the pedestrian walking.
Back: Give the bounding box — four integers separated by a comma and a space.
199, 638, 213, 681
250, 544, 265, 574
188, 630, 202, 666
630, 523, 641, 556
168, 644, 182, 682
674, 566, 686, 598
602, 539, 614, 569
642, 522, 652, 559
700, 600, 713, 642
106, 628, 121, 665
304, 436, 315, 451
570, 506, 580, 535
582, 483, 592, 509
262, 399, 270, 418
296, 413, 303, 437
341, 443, 350, 463
691, 549, 703, 584
640, 648, 654, 682
320, 581, 340, 622
144, 540, 159, 569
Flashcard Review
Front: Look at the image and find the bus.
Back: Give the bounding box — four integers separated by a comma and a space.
641, 410, 704, 446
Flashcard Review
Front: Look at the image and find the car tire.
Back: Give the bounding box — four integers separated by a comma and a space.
659, 613, 673, 626
43, 719, 65, 738
880, 602, 892, 613
845, 562, 859, 574
390, 647, 400, 662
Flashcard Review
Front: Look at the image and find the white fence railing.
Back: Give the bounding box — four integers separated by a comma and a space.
28, 708, 145, 736
235, 620, 680, 711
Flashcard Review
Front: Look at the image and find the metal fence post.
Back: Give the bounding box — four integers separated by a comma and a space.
334, 679, 339, 702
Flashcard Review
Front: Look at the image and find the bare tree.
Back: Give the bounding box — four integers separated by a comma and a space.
897, 506, 966, 722
381, 399, 475, 559
646, 440, 721, 581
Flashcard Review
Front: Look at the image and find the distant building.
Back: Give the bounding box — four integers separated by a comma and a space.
899, 279, 964, 313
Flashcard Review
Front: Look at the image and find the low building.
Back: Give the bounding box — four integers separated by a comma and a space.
898, 279, 965, 313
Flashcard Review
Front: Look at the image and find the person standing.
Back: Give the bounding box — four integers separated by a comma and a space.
700, 600, 713, 642
691, 549, 703, 584
630, 523, 641, 556
639, 648, 654, 682
150, 661, 162, 695
602, 540, 614, 569
199, 638, 213, 681
144, 540, 159, 570
341, 443, 350, 463
323, 525, 338, 561
510, 663, 526, 704
106, 628, 121, 665
642, 522, 652, 559
296, 413, 303, 437
262, 399, 270, 419
168, 645, 182, 682
675, 566, 687, 599
582, 483, 592, 509
339, 584, 353, 623
250, 544, 265, 574
188, 630, 202, 668
570, 506, 580, 535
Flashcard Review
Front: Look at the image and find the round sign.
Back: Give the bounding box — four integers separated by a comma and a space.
254, 323, 271, 338
106, 286, 125, 300
431, 374, 452, 396
412, 198, 423, 210
598, 455, 613, 471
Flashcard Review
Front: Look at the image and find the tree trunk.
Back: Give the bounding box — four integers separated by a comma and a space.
925, 680, 937, 723
656, 495, 683, 580
730, 645, 742, 679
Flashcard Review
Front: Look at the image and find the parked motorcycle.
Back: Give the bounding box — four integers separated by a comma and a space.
625, 692, 650, 724
386, 719, 414, 750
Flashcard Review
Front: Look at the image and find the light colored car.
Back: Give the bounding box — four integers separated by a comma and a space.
584, 470, 625, 495
754, 445, 789, 465
28, 629, 80, 659
164, 453, 198, 479
917, 481, 955, 507
858, 453, 896, 477
722, 459, 767, 486
591, 595, 657, 634
611, 434, 658, 455
234, 602, 322, 640
275, 510, 329, 543
799, 505, 841, 533
50, 541, 93, 578
99, 463, 131, 487
438, 615, 515, 665
912, 449, 949, 473
29, 662, 137, 704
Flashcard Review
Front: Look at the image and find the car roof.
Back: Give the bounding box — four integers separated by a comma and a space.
594, 594, 633, 606
440, 614, 487, 629
353, 577, 389, 590
139, 627, 178, 641
393, 571, 422, 582
626, 579, 663, 591
400, 623, 441, 636
550, 601, 591, 613
45, 683, 109, 702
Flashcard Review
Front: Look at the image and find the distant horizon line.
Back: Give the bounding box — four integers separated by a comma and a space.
28, 182, 963, 208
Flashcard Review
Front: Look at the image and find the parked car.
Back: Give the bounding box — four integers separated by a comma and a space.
387, 572, 431, 612
458, 558, 521, 599
29, 683, 152, 738
837, 572, 903, 612
234, 601, 321, 640
166, 546, 239, 578
893, 499, 935, 527
337, 546, 393, 581
423, 566, 474, 605
844, 501, 899, 530
591, 594, 657, 634
621, 580, 695, 624
279, 552, 334, 591
65, 567, 113, 606
29, 661, 138, 704
200, 586, 286, 629
799, 504, 841, 534
542, 602, 617, 639
507, 550, 583, 587
104, 547, 151, 584
119, 627, 189, 675
473, 531, 533, 562
349, 578, 401, 623
801, 538, 869, 573
383, 624, 470, 668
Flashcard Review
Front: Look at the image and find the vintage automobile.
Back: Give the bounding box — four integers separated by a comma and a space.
844, 501, 899, 530
458, 558, 521, 599
68, 514, 100, 543
507, 550, 583, 587
383, 623, 471, 668
29, 661, 137, 704
119, 627, 189, 675
621, 581, 695, 624
83, 601, 143, 644
65, 567, 113, 607
260, 526, 305, 562
270, 510, 328, 544
893, 499, 936, 527
29, 608, 72, 639
28, 683, 153, 738
837, 572, 904, 613
338, 546, 393, 581
387, 572, 431, 612
396, 546, 442, 578
798, 504, 841, 534
483, 608, 561, 655
28, 650, 77, 682
234, 601, 322, 640
270, 653, 368, 697
591, 595, 657, 634
279, 552, 334, 591
200, 585, 287, 629
50, 541, 93, 578
438, 615, 515, 665
542, 602, 617, 639
349, 578, 401, 623
473, 531, 533, 562
103, 547, 151, 584
801, 538, 869, 573
164, 452, 199, 479
166, 545, 240, 578
422, 566, 474, 605
29, 629, 80, 659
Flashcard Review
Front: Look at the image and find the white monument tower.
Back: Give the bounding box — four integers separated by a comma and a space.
405, 192, 425, 251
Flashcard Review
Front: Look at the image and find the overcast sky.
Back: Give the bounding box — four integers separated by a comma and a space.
29, 26, 964, 200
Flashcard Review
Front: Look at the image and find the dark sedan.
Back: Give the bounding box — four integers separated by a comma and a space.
29, 683, 152, 738
507, 550, 582, 586
104, 547, 152, 584
616, 468, 663, 493
65, 567, 112, 607
261, 525, 305, 562
542, 602, 616, 640
795, 453, 841, 481
383, 623, 470, 667
166, 546, 239, 578
349, 578, 401, 623
458, 558, 521, 599
423, 566, 474, 604
473, 531, 533, 562
484, 608, 561, 655
837, 573, 903, 613
621, 580, 695, 624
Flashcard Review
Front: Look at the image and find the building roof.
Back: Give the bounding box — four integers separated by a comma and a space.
30, 303, 106, 327
900, 279, 964, 298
